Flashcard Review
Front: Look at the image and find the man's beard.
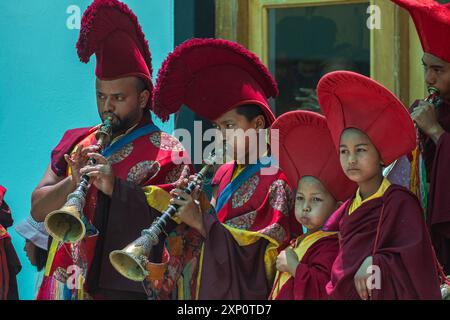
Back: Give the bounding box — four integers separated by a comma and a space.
101, 112, 136, 135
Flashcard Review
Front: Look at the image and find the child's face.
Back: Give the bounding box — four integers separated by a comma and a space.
339, 128, 383, 184
295, 176, 338, 232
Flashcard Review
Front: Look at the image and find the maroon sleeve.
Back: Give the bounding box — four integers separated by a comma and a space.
0, 185, 5, 204
372, 190, 441, 300
0, 204, 21, 300
0, 201, 13, 229
322, 200, 350, 232
427, 131, 450, 274
428, 132, 450, 228
50, 127, 92, 176
292, 237, 339, 300
198, 213, 270, 300
3, 236, 21, 300
86, 177, 158, 296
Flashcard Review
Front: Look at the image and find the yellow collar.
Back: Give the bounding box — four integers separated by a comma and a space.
349, 177, 391, 215
231, 149, 270, 181
231, 164, 246, 181
270, 230, 337, 299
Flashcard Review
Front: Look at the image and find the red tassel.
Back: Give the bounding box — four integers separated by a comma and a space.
76, 0, 152, 79
152, 38, 278, 122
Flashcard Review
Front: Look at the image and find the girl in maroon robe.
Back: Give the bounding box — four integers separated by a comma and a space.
318, 71, 442, 300
269, 111, 357, 300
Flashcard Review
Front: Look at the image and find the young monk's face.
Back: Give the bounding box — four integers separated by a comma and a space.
212, 108, 265, 163
295, 176, 337, 232
339, 128, 383, 184
422, 53, 450, 100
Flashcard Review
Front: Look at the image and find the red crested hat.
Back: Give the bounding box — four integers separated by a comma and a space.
76, 0, 153, 107
0, 185, 6, 199
272, 111, 357, 201
317, 71, 416, 166
392, 0, 450, 63
152, 38, 278, 124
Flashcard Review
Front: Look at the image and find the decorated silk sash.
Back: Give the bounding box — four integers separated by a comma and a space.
102, 123, 160, 158
215, 156, 272, 214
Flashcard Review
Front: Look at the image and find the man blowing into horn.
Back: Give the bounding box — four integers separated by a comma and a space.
31, 0, 188, 300
391, 0, 450, 276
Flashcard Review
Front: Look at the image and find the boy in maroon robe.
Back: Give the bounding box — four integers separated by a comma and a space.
142, 38, 296, 300
318, 71, 442, 300
269, 111, 357, 300
391, 0, 450, 276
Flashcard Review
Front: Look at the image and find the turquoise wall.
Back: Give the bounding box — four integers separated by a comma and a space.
0, 0, 174, 299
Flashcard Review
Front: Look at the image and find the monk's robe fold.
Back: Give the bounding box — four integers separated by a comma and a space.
144, 161, 295, 300
325, 184, 441, 300
198, 213, 271, 299
0, 200, 21, 300
414, 100, 450, 185
50, 127, 92, 177
37, 115, 189, 300
85, 178, 159, 298
270, 232, 338, 300
428, 131, 450, 275
409, 100, 450, 274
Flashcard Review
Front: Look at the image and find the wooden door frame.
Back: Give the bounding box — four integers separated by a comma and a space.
215, 0, 420, 105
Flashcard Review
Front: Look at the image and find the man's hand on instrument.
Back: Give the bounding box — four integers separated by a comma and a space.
170, 181, 206, 237
79, 152, 115, 197
412, 101, 445, 144
64, 145, 100, 186
176, 173, 214, 212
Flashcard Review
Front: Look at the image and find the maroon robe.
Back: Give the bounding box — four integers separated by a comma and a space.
272, 234, 339, 300
197, 163, 293, 300
38, 113, 187, 300
198, 214, 272, 300
0, 200, 21, 300
413, 100, 450, 182
325, 184, 441, 300
421, 101, 450, 274
428, 131, 450, 275
145, 162, 294, 300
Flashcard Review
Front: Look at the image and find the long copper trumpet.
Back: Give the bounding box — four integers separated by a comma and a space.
109, 148, 224, 282
44, 116, 113, 243
425, 86, 441, 106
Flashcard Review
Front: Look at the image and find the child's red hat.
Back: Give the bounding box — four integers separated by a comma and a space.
272, 110, 357, 201
317, 71, 416, 166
